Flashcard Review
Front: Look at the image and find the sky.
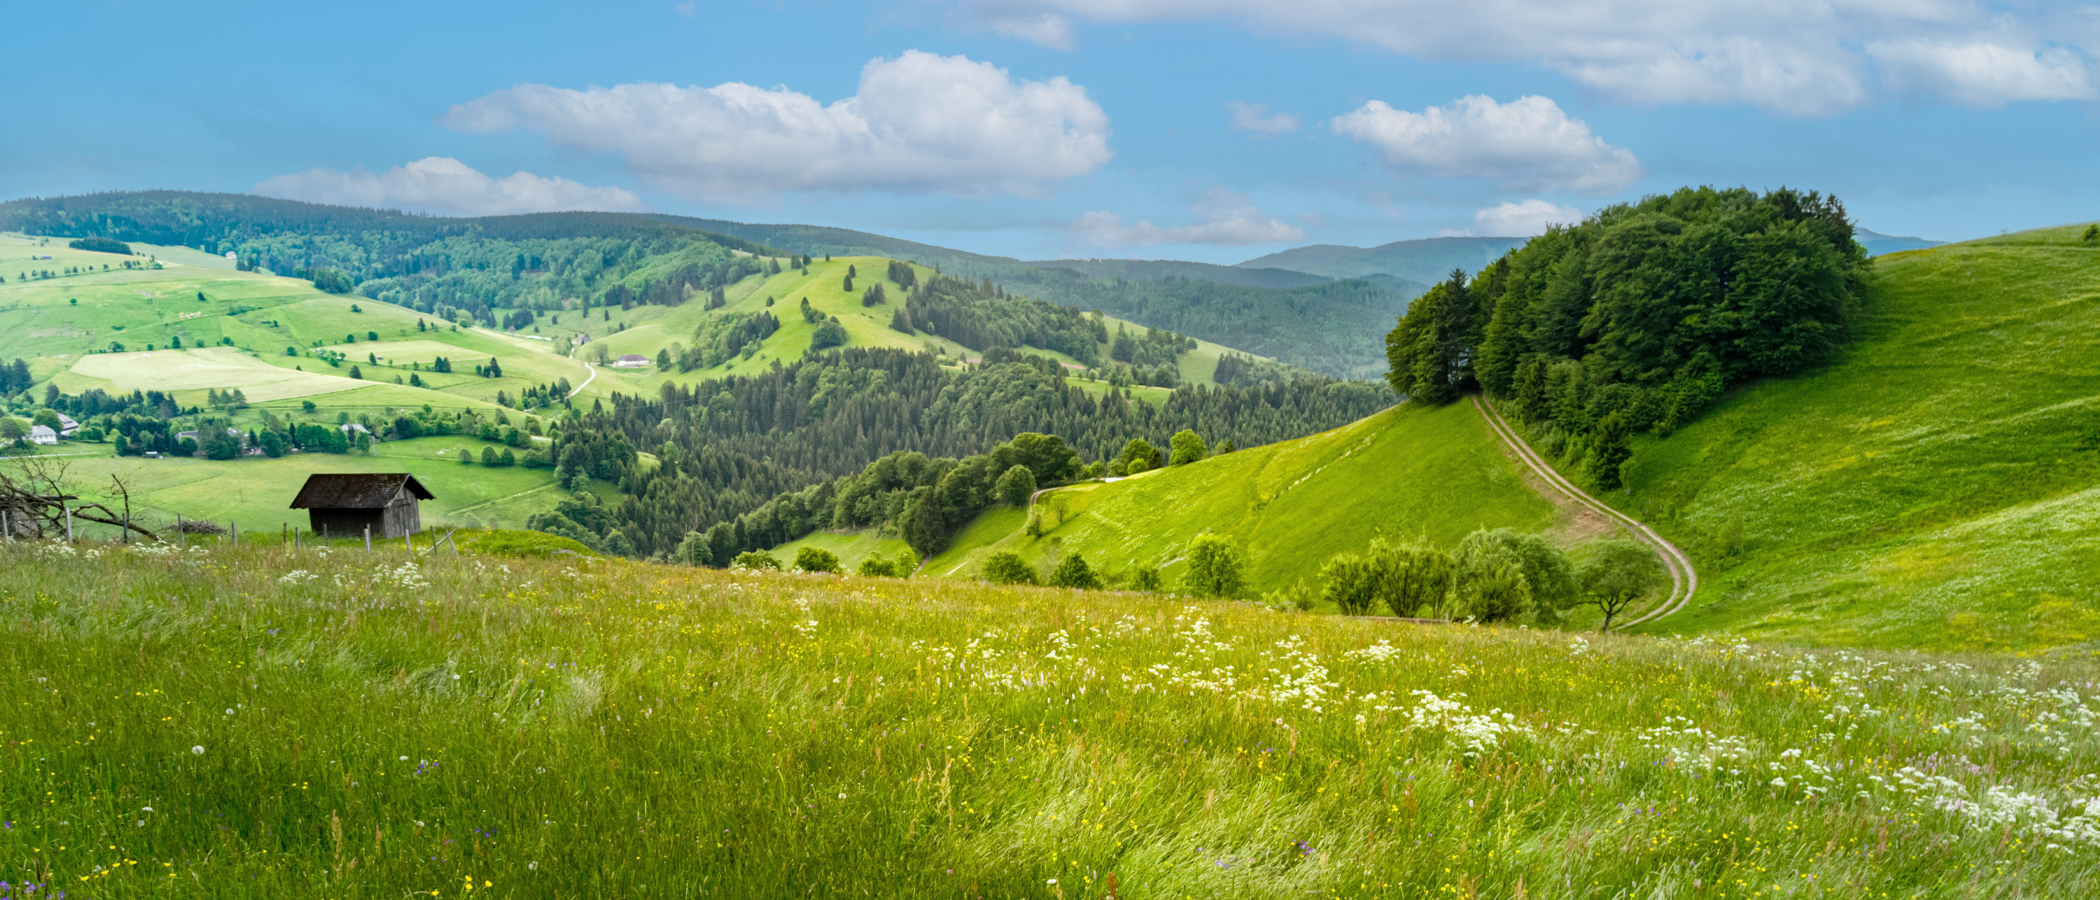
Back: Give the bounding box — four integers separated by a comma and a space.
6, 0, 2099, 263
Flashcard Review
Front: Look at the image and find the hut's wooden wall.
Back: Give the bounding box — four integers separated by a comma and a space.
383, 495, 421, 538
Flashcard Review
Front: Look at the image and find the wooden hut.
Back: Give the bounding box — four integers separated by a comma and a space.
289, 473, 433, 539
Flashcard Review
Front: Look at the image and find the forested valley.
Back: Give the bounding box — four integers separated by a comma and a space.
530, 347, 1393, 560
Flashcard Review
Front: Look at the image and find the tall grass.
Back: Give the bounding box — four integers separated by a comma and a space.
2, 537, 2098, 897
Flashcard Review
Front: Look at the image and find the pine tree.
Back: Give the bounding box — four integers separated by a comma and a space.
1587, 411, 1632, 489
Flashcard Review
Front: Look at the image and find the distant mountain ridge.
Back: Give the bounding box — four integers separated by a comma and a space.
1020, 258, 1329, 289
647, 214, 1340, 290
1237, 236, 1527, 284
1855, 228, 1945, 257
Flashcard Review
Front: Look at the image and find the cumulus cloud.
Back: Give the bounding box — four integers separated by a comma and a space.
444, 51, 1112, 201
1074, 187, 1305, 246
957, 0, 2099, 115
1227, 101, 1299, 137
1473, 199, 1585, 237
1330, 95, 1642, 194
252, 157, 642, 216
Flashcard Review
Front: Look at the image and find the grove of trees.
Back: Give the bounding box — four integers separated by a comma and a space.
1385, 187, 1868, 488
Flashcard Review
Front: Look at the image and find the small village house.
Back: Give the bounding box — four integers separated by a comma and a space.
613, 354, 650, 368
289, 473, 433, 539
27, 425, 57, 445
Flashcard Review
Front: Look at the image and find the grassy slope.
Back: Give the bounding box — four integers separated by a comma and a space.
925, 401, 1571, 595
1609, 225, 2100, 651
770, 528, 917, 573
579, 256, 1250, 395
5, 542, 2096, 897
0, 233, 583, 415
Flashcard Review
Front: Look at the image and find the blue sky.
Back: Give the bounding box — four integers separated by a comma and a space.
7, 0, 2098, 263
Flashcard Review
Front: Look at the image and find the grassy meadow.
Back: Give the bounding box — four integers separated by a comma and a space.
3, 538, 2099, 897
42, 437, 576, 536
1584, 225, 2100, 651
921, 401, 1598, 603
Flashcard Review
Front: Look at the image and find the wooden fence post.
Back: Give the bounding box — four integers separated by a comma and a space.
294, 526, 301, 551
64, 505, 73, 543
231, 522, 238, 548
364, 525, 371, 553
176, 514, 185, 547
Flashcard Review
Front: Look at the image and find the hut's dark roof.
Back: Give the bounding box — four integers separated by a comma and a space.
289, 473, 434, 509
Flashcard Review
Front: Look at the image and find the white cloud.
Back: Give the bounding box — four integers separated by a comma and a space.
252, 157, 642, 216
1226, 101, 1299, 136
1473, 199, 1584, 237
958, 1, 2100, 115
1868, 38, 2095, 107
1330, 95, 1642, 194
1074, 187, 1306, 246
444, 51, 1112, 201
983, 12, 1076, 51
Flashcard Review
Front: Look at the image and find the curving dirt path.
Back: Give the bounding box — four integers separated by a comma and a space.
567, 362, 598, 399
1468, 395, 1698, 629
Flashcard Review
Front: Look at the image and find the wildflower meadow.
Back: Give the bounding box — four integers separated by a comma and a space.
2, 537, 2097, 897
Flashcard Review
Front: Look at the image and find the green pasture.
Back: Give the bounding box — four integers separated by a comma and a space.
925, 401, 1577, 595
1066, 374, 1174, 406
769, 527, 918, 574
56, 347, 368, 403
0, 238, 597, 416
48, 436, 566, 536
1599, 224, 2100, 651
315, 332, 593, 406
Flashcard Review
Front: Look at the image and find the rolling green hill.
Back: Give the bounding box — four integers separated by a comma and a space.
1571, 224, 2100, 651
0, 192, 1418, 378
1, 231, 596, 411
913, 401, 1609, 600
641, 214, 1424, 377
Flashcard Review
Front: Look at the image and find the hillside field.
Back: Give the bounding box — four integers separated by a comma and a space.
1578, 225, 2100, 652
578, 256, 1260, 394
3, 539, 2097, 897
917, 401, 1616, 606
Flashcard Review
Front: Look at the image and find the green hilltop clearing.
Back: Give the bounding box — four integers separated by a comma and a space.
4, 540, 2097, 897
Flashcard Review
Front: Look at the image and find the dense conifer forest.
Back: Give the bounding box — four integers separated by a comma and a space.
533, 347, 1393, 559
